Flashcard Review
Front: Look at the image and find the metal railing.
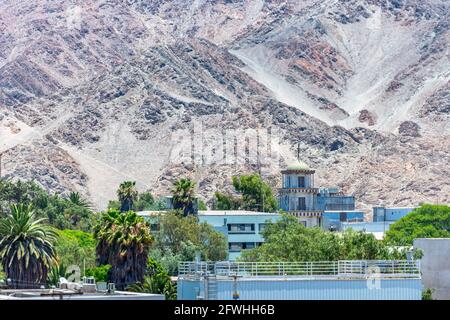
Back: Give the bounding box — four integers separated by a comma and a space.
178, 260, 421, 279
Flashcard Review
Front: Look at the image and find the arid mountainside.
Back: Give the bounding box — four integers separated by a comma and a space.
0, 0, 449, 212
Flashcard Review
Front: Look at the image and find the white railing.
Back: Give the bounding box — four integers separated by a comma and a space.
178, 260, 420, 279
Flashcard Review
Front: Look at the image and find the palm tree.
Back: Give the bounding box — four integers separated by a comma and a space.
0, 204, 57, 289
67, 192, 91, 209
117, 181, 138, 212
171, 178, 196, 216
94, 209, 153, 290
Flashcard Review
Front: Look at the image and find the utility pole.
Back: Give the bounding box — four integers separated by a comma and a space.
0, 152, 2, 179
297, 142, 300, 161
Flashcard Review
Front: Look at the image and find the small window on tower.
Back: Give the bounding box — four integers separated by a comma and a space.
298, 176, 305, 188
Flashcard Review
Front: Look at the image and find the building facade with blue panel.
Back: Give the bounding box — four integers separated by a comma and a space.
322, 210, 365, 231
198, 211, 281, 260
177, 261, 422, 300
373, 207, 416, 222
279, 160, 362, 228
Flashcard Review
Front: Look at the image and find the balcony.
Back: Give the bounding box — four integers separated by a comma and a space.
279, 187, 319, 194
178, 260, 421, 279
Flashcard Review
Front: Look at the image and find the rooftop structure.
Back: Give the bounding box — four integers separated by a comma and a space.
177, 260, 422, 300
197, 210, 281, 260
373, 206, 416, 222
0, 289, 164, 300
279, 160, 360, 227
341, 221, 396, 240
279, 160, 322, 227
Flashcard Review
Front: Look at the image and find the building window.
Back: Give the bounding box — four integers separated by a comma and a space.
227, 224, 255, 234
259, 223, 268, 233
298, 176, 305, 188
287, 176, 291, 188
150, 223, 160, 232
229, 242, 257, 251
297, 197, 306, 210
229, 243, 243, 252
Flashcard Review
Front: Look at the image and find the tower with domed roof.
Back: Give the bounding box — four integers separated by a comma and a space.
278, 159, 323, 227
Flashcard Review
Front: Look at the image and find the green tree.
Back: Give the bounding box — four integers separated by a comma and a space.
47, 263, 69, 287
54, 229, 96, 271
117, 181, 138, 212
85, 264, 111, 282
133, 191, 155, 211
172, 178, 196, 216
127, 258, 176, 300
0, 180, 96, 232
94, 209, 153, 290
67, 192, 91, 209
151, 212, 227, 272
241, 214, 405, 262
385, 204, 450, 245
214, 192, 242, 210
0, 204, 58, 288
231, 174, 278, 212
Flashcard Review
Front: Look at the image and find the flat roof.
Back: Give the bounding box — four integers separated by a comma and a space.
136, 211, 168, 217
323, 210, 365, 213
199, 210, 280, 216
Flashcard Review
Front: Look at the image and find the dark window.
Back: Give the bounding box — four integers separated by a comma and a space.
298, 176, 305, 188
297, 197, 306, 210
227, 224, 255, 233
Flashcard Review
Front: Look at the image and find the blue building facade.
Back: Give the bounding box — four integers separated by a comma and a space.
322, 211, 365, 231
373, 207, 416, 222
279, 160, 361, 228
177, 261, 422, 300
198, 211, 281, 260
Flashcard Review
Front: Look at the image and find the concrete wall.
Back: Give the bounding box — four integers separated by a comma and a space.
414, 238, 450, 300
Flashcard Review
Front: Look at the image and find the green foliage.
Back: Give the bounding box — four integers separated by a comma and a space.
85, 264, 111, 282
94, 209, 153, 289
0, 179, 96, 232
214, 192, 242, 210
422, 288, 434, 300
151, 212, 228, 272
240, 214, 406, 262
198, 199, 207, 211
54, 230, 96, 271
172, 178, 197, 216
117, 181, 138, 212
385, 204, 450, 245
133, 192, 155, 211
127, 258, 176, 300
229, 174, 278, 212
47, 263, 69, 287
0, 204, 58, 288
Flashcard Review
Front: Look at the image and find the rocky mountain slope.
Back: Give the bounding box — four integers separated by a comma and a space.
1, 0, 449, 212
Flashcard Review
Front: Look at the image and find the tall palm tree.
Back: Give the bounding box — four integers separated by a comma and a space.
117, 181, 138, 212
67, 192, 91, 209
172, 178, 196, 216
0, 204, 57, 289
94, 209, 153, 290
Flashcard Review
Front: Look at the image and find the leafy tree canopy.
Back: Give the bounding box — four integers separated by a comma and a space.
385, 204, 450, 245
151, 211, 228, 269
215, 174, 278, 212
127, 258, 176, 300
55, 229, 96, 270
0, 179, 96, 232
240, 214, 407, 262
93, 209, 153, 290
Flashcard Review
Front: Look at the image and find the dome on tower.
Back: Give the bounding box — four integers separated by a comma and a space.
286, 159, 310, 171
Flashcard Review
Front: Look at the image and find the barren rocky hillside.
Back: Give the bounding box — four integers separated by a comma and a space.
0, 0, 449, 211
